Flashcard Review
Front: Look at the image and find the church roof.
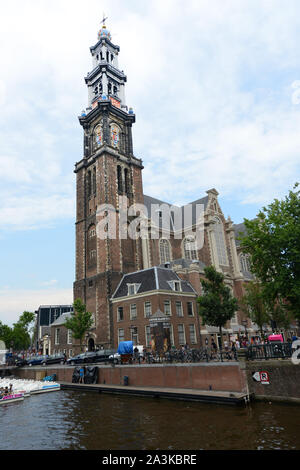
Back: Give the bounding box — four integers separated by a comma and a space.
112, 267, 196, 299
233, 222, 247, 247
143, 194, 209, 229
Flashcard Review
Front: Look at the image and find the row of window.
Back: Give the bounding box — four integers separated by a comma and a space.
54, 328, 73, 346
95, 51, 115, 65
118, 323, 197, 347
159, 217, 228, 266
127, 280, 182, 296
117, 300, 194, 321
159, 237, 198, 264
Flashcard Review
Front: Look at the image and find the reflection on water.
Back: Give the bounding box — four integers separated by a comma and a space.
0, 391, 299, 450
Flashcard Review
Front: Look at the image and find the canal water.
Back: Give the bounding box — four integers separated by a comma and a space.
0, 390, 299, 450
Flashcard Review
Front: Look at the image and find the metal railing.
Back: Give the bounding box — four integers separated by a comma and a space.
140, 347, 238, 364
246, 342, 292, 360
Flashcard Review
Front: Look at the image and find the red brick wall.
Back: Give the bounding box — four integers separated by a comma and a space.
14, 363, 247, 393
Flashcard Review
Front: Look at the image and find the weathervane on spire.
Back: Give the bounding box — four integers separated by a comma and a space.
101, 13, 108, 27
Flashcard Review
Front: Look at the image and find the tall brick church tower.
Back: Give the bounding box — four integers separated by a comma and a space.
73, 20, 144, 349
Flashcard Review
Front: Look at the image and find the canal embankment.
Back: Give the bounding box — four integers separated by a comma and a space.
9, 358, 300, 405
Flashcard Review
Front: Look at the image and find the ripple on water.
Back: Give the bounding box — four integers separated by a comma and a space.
0, 391, 299, 450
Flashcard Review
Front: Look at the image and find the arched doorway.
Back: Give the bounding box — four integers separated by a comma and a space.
88, 338, 95, 352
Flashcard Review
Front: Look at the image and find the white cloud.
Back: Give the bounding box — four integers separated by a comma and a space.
0, 0, 299, 231
0, 288, 73, 326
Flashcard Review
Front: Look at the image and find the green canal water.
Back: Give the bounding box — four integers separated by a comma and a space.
0, 390, 299, 450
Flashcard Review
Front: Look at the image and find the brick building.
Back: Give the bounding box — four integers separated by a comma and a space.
111, 267, 200, 349
73, 21, 270, 351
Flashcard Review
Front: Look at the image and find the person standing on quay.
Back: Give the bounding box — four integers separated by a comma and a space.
79, 366, 85, 384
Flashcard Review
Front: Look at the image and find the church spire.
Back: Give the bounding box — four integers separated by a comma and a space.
83, 19, 128, 113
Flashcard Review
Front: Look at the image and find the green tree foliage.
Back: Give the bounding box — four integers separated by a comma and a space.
0, 311, 35, 351
239, 281, 270, 338
198, 266, 238, 348
239, 184, 300, 319
0, 322, 13, 348
64, 299, 94, 352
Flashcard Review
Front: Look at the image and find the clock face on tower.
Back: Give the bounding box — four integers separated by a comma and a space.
94, 123, 103, 148
110, 124, 120, 149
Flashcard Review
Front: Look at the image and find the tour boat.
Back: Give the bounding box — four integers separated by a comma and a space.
30, 384, 61, 394
0, 393, 24, 405
0, 378, 61, 396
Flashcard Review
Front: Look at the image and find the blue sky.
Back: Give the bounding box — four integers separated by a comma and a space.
0, 0, 300, 325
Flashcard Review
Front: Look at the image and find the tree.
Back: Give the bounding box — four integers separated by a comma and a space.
0, 311, 35, 352
64, 299, 94, 352
268, 297, 292, 332
11, 311, 35, 351
239, 184, 300, 319
0, 322, 13, 348
17, 311, 35, 329
239, 281, 269, 338
198, 266, 238, 349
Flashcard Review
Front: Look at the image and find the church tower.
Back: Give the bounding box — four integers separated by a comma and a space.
73, 20, 144, 349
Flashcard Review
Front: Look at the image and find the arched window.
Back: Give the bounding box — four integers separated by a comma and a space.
117, 165, 123, 192
87, 224, 97, 268
124, 168, 130, 194
159, 239, 171, 264
87, 171, 92, 198
213, 217, 228, 266
240, 254, 251, 272
183, 236, 198, 260
93, 167, 96, 195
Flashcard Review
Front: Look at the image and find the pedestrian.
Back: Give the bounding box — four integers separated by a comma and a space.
63, 352, 67, 364
235, 339, 240, 349
133, 346, 139, 363
231, 342, 237, 359
79, 366, 85, 384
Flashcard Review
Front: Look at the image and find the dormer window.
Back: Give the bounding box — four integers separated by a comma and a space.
127, 283, 140, 296
167, 280, 181, 292
173, 281, 181, 292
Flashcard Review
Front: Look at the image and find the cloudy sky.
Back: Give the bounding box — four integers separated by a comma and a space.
0, 0, 299, 325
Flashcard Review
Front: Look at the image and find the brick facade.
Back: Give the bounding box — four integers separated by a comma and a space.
73, 24, 267, 353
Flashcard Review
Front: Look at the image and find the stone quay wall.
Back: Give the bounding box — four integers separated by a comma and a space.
13, 362, 247, 394
244, 360, 300, 402
12, 360, 300, 402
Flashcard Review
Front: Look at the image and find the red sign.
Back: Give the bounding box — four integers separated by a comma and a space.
260, 371, 269, 384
